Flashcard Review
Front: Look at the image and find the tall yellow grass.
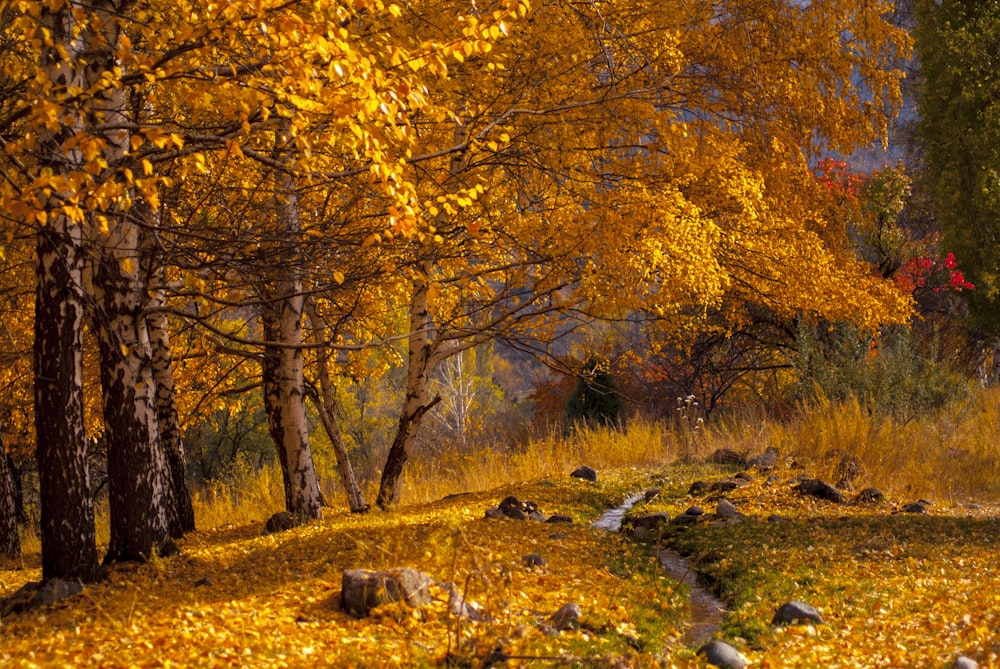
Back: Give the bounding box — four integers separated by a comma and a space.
185, 388, 1000, 529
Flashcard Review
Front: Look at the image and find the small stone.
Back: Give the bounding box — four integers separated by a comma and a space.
263, 511, 299, 535
547, 514, 573, 524
708, 448, 748, 467
733, 471, 753, 482
499, 496, 522, 516
527, 511, 548, 522
569, 466, 597, 482
917, 498, 934, 506
747, 446, 780, 470
193, 577, 213, 587
855, 487, 884, 504
629, 512, 670, 538
671, 514, 699, 526
522, 553, 547, 568
685, 506, 704, 516
548, 532, 568, 540
687, 481, 710, 496
900, 502, 926, 514
710, 480, 741, 493
644, 489, 660, 502
504, 507, 527, 521
1, 579, 84, 616
485, 508, 504, 519
953, 656, 979, 669
772, 600, 824, 625
698, 640, 748, 668
341, 568, 432, 617
716, 499, 739, 519
965, 503, 984, 511
767, 514, 785, 523
793, 478, 845, 504
550, 602, 581, 630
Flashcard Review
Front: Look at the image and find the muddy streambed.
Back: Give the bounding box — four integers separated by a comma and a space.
591, 496, 726, 647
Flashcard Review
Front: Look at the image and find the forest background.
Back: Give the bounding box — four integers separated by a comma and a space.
0, 0, 999, 644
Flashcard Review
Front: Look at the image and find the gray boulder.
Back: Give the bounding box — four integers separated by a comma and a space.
900, 502, 927, 514
569, 466, 597, 482
698, 640, 748, 668
708, 449, 748, 467
629, 512, 670, 538
716, 499, 739, 519
747, 446, 780, 470
855, 487, 885, 504
685, 506, 704, 516
953, 656, 979, 669
341, 568, 432, 617
1, 579, 84, 615
772, 600, 824, 625
522, 553, 547, 568
550, 602, 582, 630
793, 478, 845, 503
263, 511, 299, 535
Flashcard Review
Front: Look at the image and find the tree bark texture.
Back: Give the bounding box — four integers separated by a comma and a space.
304, 301, 367, 513
260, 152, 323, 519
144, 228, 195, 537
376, 260, 438, 510
33, 3, 100, 582
0, 437, 21, 557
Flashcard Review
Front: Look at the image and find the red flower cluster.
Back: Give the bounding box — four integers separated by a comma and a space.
895, 252, 974, 294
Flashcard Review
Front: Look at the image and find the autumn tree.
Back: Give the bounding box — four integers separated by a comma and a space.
915, 0, 1000, 340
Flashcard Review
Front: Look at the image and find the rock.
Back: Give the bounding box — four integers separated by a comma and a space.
687, 480, 710, 496
629, 513, 670, 538
1, 579, 84, 616
900, 502, 927, 514
548, 532, 568, 540
698, 640, 749, 668
499, 496, 522, 515
772, 600, 824, 625
917, 498, 934, 506
747, 446, 780, 470
263, 511, 299, 535
764, 475, 781, 487
709, 480, 741, 493
671, 514, 699, 526
708, 448, 748, 467
854, 487, 885, 504
341, 568, 432, 617
441, 582, 487, 621
644, 488, 660, 502
547, 514, 573, 524
685, 506, 704, 516
569, 466, 597, 482
504, 507, 527, 520
953, 656, 979, 669
485, 507, 505, 519
527, 511, 548, 522
549, 602, 581, 630
193, 577, 213, 587
965, 503, 984, 511
733, 471, 754, 482
793, 478, 845, 503
716, 499, 739, 519
522, 553, 547, 568
767, 514, 785, 523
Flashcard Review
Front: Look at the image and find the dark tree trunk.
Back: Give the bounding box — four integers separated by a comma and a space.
9, 454, 27, 525
0, 437, 20, 557
94, 250, 173, 563
35, 224, 99, 581
262, 307, 295, 514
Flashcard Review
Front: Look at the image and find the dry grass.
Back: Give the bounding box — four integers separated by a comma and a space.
188, 391, 1000, 530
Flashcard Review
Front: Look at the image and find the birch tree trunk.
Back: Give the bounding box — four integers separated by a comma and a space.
34, 2, 100, 581
147, 264, 195, 537
0, 436, 20, 558
376, 258, 440, 510
84, 0, 172, 562
304, 300, 368, 513
260, 141, 323, 520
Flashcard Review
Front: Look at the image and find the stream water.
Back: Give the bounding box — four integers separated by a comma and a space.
591, 496, 726, 647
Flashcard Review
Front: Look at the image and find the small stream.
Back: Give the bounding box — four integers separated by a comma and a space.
591, 496, 726, 647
